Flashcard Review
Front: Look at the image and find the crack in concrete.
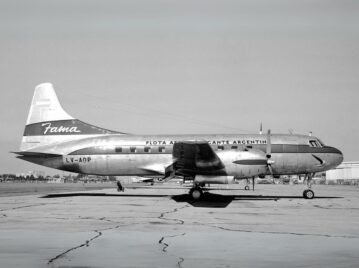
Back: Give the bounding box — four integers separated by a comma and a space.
48, 229, 103, 266
48, 217, 121, 266
158, 233, 186, 268
0, 203, 47, 211
158, 233, 186, 252
44, 217, 69, 220
193, 221, 359, 239
78, 216, 117, 224
177, 257, 185, 268
79, 215, 156, 225
158, 205, 189, 225
157, 205, 189, 268
313, 205, 359, 210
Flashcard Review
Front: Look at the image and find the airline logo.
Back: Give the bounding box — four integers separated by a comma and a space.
42, 122, 81, 134
23, 120, 119, 136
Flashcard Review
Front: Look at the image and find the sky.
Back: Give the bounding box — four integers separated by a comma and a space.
0, 0, 358, 174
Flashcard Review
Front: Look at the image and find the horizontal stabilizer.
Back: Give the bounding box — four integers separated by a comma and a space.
13, 151, 62, 158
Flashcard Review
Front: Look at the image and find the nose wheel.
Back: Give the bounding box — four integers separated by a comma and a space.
303, 189, 315, 199
303, 173, 315, 199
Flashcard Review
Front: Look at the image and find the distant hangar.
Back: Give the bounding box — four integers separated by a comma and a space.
326, 161, 359, 183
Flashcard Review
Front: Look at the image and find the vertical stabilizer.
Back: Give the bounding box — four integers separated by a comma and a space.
26, 83, 73, 124
20, 83, 123, 151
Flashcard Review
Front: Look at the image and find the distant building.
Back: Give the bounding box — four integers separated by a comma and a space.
47, 177, 64, 183
27, 170, 45, 178
326, 161, 359, 184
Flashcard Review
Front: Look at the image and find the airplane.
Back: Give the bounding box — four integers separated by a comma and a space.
14, 83, 343, 200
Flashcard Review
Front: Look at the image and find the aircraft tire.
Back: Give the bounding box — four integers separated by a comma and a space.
303, 189, 315, 199
244, 186, 250, 191
190, 187, 203, 200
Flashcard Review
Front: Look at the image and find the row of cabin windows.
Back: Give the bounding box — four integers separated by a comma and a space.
114, 145, 239, 153
115, 146, 166, 153
109, 143, 325, 154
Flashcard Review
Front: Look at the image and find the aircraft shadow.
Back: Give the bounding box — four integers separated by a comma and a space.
41, 193, 169, 198
41, 192, 342, 208
172, 193, 342, 208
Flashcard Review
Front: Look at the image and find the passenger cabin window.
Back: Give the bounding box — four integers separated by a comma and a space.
159, 146, 165, 153
218, 145, 224, 150
130, 147, 136, 153
231, 146, 238, 150
144, 146, 151, 153
115, 147, 122, 153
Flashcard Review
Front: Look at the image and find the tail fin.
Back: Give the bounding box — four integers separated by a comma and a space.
20, 83, 122, 151
25, 83, 74, 125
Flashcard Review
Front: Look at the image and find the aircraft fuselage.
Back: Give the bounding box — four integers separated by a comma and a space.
20, 133, 343, 178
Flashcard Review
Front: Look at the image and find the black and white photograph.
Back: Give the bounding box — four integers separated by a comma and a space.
0, 1, 358, 267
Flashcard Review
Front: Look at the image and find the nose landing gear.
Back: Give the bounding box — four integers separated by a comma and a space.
303, 189, 315, 199
303, 173, 315, 199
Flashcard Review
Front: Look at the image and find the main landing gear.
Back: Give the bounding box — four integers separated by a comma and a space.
189, 187, 203, 200
244, 177, 255, 191
302, 173, 315, 199
244, 178, 250, 190
189, 182, 205, 200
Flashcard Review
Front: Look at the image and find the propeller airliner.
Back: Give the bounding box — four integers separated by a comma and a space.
15, 83, 343, 200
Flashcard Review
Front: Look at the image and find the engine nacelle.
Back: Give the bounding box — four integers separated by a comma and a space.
229, 149, 269, 178
194, 175, 235, 185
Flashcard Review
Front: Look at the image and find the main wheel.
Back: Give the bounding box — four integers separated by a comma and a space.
303, 189, 315, 199
244, 185, 250, 191
190, 187, 203, 200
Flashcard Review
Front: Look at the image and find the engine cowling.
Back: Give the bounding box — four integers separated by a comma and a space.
218, 149, 269, 178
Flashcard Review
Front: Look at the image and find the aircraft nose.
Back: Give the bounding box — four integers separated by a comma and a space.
332, 147, 344, 167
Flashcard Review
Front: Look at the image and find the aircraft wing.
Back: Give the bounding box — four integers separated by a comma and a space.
172, 141, 225, 176
140, 163, 173, 175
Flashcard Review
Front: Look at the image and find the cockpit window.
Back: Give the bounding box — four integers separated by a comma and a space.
309, 140, 322, 147
317, 139, 325, 147
309, 140, 317, 147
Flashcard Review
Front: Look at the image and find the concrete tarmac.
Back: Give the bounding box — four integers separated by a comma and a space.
0, 183, 358, 268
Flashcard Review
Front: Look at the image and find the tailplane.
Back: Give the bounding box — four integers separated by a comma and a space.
20, 83, 123, 151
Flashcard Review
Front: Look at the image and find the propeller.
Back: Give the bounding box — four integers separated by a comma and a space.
251, 129, 273, 191
266, 129, 274, 176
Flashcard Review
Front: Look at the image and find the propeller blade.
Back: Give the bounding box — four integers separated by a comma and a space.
266, 129, 271, 157
267, 164, 274, 176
